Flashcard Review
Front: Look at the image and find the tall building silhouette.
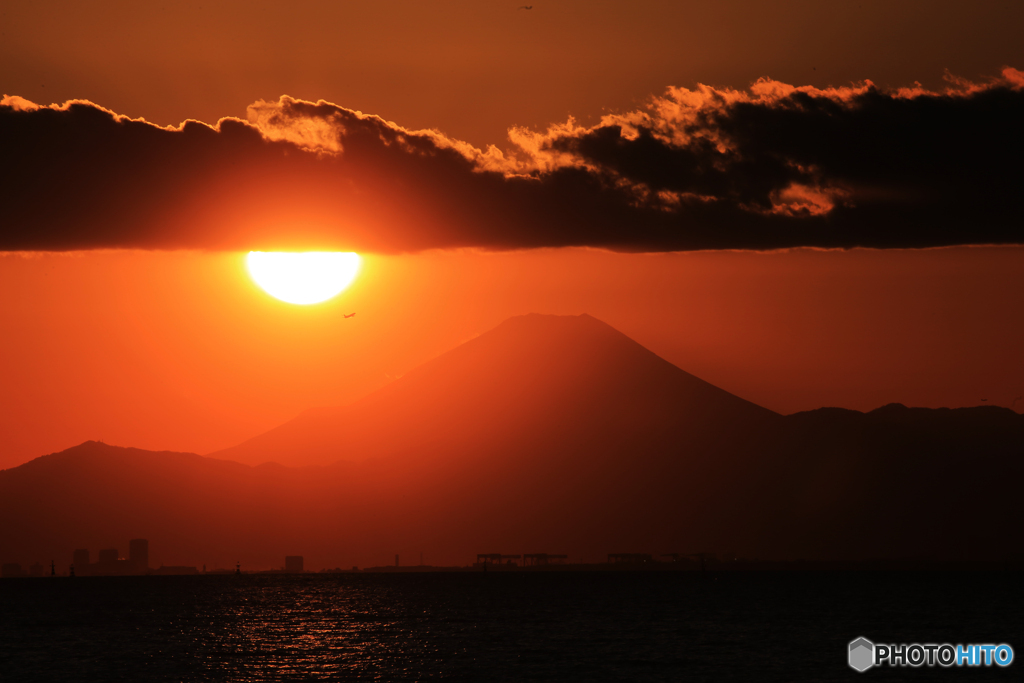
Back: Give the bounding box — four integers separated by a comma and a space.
129, 539, 149, 570
285, 556, 304, 573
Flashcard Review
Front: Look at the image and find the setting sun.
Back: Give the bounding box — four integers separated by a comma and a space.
3, 2, 1023, 679
247, 251, 361, 305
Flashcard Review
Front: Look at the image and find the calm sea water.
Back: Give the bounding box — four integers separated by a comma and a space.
1, 571, 1020, 681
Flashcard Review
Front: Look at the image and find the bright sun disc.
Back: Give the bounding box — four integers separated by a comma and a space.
247, 252, 361, 305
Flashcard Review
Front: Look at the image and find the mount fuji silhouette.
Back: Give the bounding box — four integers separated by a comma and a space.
212, 313, 777, 468
2, 314, 1021, 569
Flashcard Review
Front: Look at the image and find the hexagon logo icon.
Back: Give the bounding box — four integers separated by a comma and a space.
849, 637, 875, 672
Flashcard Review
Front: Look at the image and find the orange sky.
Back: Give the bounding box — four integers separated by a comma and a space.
1, 1, 1023, 468
4, 1, 1022, 148
2, 246, 1022, 469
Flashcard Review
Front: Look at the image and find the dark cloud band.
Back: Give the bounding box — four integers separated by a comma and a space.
2, 69, 1023, 253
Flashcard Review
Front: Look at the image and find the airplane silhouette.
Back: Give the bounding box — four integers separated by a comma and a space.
518, 5, 533, 9
343, 313, 356, 318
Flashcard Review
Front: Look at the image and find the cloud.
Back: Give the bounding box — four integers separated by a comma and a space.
2, 68, 1023, 253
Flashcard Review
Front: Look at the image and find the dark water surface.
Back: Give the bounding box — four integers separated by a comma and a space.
1, 571, 1020, 681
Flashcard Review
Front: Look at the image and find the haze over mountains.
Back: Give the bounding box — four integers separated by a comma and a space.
2, 314, 1021, 570
212, 313, 777, 468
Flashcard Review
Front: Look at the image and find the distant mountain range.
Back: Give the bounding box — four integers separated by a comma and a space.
2, 314, 1021, 570
212, 313, 778, 467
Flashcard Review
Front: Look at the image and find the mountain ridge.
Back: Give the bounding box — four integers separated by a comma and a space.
211, 313, 778, 467
2, 314, 1021, 569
